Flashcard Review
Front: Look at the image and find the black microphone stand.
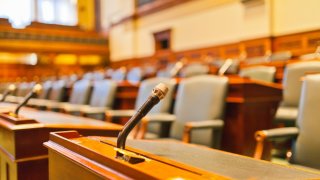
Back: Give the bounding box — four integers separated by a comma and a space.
14, 84, 42, 115
115, 83, 168, 164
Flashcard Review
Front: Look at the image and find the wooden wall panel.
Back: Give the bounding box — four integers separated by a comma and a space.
110, 30, 320, 71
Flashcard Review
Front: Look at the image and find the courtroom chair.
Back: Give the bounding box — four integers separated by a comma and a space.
157, 59, 186, 78
61, 79, 117, 120
0, 82, 9, 94
111, 67, 127, 82
139, 75, 229, 148
45, 79, 92, 112
37, 80, 52, 99
239, 66, 276, 82
30, 79, 67, 110
214, 59, 240, 75
269, 51, 292, 62
274, 61, 320, 127
142, 65, 157, 78
82, 72, 94, 80
245, 56, 269, 65
179, 63, 209, 78
126, 67, 144, 84
299, 53, 319, 61
92, 71, 105, 80
156, 64, 174, 78
106, 77, 176, 137
254, 74, 320, 171
28, 80, 53, 107
16, 82, 34, 97
6, 82, 35, 103
105, 68, 114, 79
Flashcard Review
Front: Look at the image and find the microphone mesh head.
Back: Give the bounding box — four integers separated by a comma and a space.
152, 83, 168, 100
32, 84, 42, 94
8, 84, 16, 91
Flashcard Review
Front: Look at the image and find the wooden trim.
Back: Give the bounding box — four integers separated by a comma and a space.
109, 0, 191, 28
136, 0, 191, 17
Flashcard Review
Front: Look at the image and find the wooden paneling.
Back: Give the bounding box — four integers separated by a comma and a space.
0, 22, 108, 55
273, 30, 320, 56
111, 30, 320, 83
111, 37, 272, 68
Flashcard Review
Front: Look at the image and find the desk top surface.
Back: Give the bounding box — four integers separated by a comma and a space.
0, 103, 122, 130
101, 138, 320, 180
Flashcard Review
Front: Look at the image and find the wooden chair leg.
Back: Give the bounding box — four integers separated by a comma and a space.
254, 131, 266, 159
105, 112, 112, 122
182, 126, 192, 143
136, 118, 148, 139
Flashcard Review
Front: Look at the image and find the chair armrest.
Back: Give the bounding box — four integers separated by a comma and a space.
183, 120, 224, 143
62, 104, 85, 112
256, 127, 299, 140
253, 127, 299, 159
185, 119, 224, 129
105, 110, 136, 122
81, 106, 110, 114
136, 113, 176, 139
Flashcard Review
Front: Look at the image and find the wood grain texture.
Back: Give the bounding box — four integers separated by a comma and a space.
0, 105, 122, 180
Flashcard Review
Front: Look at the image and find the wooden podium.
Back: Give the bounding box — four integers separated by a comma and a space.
223, 76, 282, 158
44, 131, 320, 179
113, 76, 282, 158
0, 106, 122, 180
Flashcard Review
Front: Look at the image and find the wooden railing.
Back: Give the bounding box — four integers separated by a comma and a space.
0, 19, 108, 55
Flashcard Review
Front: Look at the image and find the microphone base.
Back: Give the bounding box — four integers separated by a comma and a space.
0, 112, 38, 125
115, 148, 146, 164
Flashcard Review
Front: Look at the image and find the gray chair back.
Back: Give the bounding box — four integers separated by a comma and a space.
282, 61, 320, 106
290, 74, 320, 169
48, 80, 66, 101
127, 67, 143, 84
269, 51, 292, 62
136, 77, 176, 136
135, 77, 176, 114
239, 66, 276, 82
89, 80, 117, 108
38, 80, 52, 99
68, 80, 92, 105
170, 75, 228, 147
180, 63, 209, 78
111, 67, 126, 82
16, 82, 34, 97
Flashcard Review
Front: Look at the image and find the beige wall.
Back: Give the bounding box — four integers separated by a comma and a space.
272, 0, 320, 36
103, 0, 320, 61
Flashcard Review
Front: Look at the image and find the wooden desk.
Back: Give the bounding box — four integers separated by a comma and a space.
44, 131, 320, 179
113, 76, 282, 159
0, 105, 122, 180
223, 76, 282, 158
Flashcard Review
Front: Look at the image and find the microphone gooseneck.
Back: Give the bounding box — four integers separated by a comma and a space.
116, 83, 168, 150
218, 59, 233, 76
14, 84, 42, 115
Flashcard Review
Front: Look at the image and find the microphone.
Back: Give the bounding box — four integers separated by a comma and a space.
218, 59, 233, 76
1, 84, 16, 102
14, 84, 42, 115
170, 58, 187, 77
116, 83, 168, 150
